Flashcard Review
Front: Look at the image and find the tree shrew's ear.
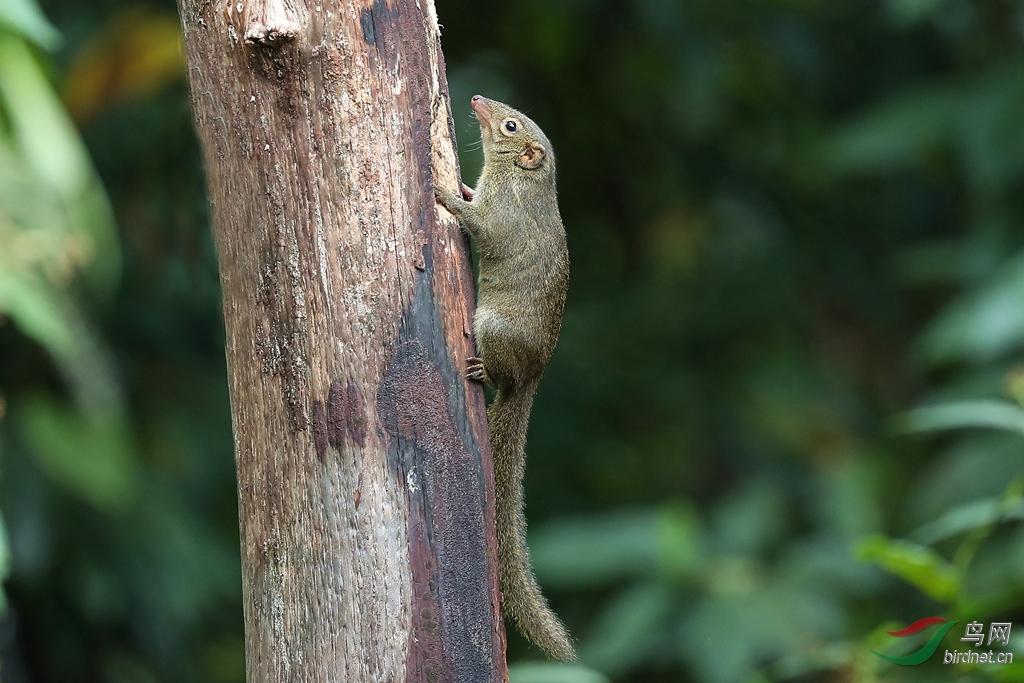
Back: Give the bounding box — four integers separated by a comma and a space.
516, 142, 546, 170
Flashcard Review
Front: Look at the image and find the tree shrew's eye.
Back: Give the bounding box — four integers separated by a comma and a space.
504, 120, 518, 133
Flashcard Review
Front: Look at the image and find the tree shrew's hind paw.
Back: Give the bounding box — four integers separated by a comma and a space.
466, 356, 488, 384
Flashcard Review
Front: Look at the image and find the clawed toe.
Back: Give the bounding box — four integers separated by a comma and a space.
466, 356, 486, 382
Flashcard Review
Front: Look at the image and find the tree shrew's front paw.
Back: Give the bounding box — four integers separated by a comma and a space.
434, 185, 463, 216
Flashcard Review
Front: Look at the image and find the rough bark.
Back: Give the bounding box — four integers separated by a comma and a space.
175, 0, 507, 681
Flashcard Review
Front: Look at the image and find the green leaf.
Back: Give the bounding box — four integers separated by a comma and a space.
854, 534, 959, 602
822, 86, 958, 174
885, 0, 950, 24
0, 265, 123, 412
0, 33, 90, 196
681, 581, 845, 683
920, 253, 1024, 365
578, 582, 675, 675
531, 510, 661, 588
0, 0, 60, 50
0, 266, 76, 358
508, 663, 611, 683
532, 504, 704, 588
16, 395, 138, 511
992, 657, 1024, 681
910, 497, 1024, 545
658, 503, 703, 579
956, 64, 1024, 198
0, 37, 120, 298
710, 481, 787, 556
0, 508, 10, 614
891, 400, 1024, 437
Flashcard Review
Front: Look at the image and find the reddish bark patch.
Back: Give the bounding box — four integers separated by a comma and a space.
311, 399, 329, 462
327, 379, 367, 447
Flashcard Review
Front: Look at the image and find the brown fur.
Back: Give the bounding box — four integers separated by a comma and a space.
435, 96, 573, 660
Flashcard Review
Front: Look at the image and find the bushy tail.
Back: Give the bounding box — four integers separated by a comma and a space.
489, 386, 576, 661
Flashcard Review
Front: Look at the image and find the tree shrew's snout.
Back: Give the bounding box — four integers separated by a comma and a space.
470, 94, 493, 125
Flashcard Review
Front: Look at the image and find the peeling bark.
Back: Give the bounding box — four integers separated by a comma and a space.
175, 0, 507, 680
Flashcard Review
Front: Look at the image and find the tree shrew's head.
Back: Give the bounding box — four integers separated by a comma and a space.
471, 95, 555, 178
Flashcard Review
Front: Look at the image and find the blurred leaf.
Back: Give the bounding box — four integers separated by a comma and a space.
0, 32, 91, 196
658, 502, 703, 579
681, 581, 844, 683
711, 481, 787, 556
956, 63, 1024, 199
0, 31, 119, 295
823, 86, 957, 173
777, 537, 882, 598
920, 253, 1024, 365
578, 582, 674, 675
531, 510, 660, 588
0, 507, 10, 613
910, 496, 1024, 546
1009, 368, 1024, 407
813, 457, 882, 540
994, 661, 1024, 682
0, 259, 122, 411
533, 504, 704, 588
885, 0, 950, 24
16, 395, 138, 511
892, 400, 1024, 437
0, 264, 76, 357
766, 641, 856, 682
64, 8, 184, 123
854, 534, 958, 602
0, 29, 122, 415
0, 0, 60, 50
828, 61, 1024, 190
508, 662, 611, 683
908, 434, 1024, 529
895, 234, 1002, 287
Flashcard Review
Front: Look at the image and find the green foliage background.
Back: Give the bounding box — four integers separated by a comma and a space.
2, 0, 1024, 681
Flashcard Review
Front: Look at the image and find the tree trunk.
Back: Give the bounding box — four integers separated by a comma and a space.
175, 1, 507, 681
